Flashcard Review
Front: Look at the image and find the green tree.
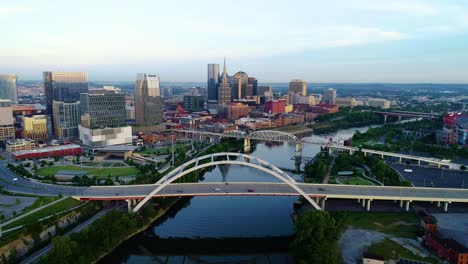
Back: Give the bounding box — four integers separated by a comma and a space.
43, 236, 77, 264
290, 211, 341, 264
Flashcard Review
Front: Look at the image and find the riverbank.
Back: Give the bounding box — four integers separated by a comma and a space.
92, 198, 179, 264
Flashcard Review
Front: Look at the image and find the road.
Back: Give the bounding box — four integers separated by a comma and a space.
75, 182, 468, 204
20, 205, 115, 264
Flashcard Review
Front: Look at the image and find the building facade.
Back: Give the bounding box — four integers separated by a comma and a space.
52, 101, 80, 140
289, 79, 307, 96
183, 95, 205, 112
0, 100, 15, 142
79, 126, 132, 148
264, 99, 286, 114
135, 74, 163, 126
80, 93, 126, 129
22, 115, 48, 141
207, 64, 220, 101
43, 72, 88, 115
323, 88, 336, 105
367, 98, 390, 109
0, 74, 18, 104
227, 103, 250, 120
6, 139, 35, 153
335, 97, 357, 107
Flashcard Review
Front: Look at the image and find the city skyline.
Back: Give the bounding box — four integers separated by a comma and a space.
1, 0, 468, 83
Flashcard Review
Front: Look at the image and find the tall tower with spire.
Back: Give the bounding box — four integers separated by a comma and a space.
217, 57, 231, 115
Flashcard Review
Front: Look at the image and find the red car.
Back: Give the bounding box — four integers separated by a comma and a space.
247, 189, 255, 193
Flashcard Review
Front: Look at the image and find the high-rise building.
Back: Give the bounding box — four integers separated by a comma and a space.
248, 77, 258, 96
207, 64, 220, 101
0, 100, 15, 142
323, 88, 337, 105
22, 115, 48, 141
80, 93, 126, 129
232, 71, 249, 100
183, 95, 205, 112
43, 72, 88, 115
289, 79, 307, 96
0, 74, 18, 104
52, 101, 80, 140
218, 58, 231, 115
135, 74, 163, 126
79, 92, 131, 148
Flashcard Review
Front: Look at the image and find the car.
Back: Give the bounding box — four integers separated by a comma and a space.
247, 189, 255, 192
13, 178, 18, 181
318, 188, 325, 191
404, 169, 413, 173
176, 190, 184, 193
212, 187, 221, 192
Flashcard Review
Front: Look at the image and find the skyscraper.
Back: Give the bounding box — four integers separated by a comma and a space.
52, 101, 80, 140
289, 79, 307, 96
218, 58, 231, 115
0, 74, 18, 104
43, 72, 88, 115
207, 64, 220, 101
323, 88, 337, 105
135, 74, 163, 126
248, 77, 258, 96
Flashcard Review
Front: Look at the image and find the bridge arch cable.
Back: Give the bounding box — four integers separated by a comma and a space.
133, 152, 321, 212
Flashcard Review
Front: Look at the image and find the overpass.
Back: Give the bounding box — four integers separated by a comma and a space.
326, 145, 463, 170
363, 110, 439, 124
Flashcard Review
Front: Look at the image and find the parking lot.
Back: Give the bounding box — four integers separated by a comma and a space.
391, 164, 468, 189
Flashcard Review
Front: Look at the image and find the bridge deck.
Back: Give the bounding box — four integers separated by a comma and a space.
76, 182, 468, 203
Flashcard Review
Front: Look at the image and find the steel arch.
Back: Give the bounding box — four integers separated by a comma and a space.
133, 152, 321, 212
248, 130, 300, 143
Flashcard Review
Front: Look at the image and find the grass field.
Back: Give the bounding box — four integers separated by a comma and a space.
341, 177, 375, 185
366, 238, 438, 263
3, 197, 82, 229
345, 212, 420, 238
35, 165, 139, 178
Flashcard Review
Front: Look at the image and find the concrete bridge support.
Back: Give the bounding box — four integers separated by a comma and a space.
244, 138, 251, 153
405, 201, 411, 212
361, 199, 366, 207
321, 198, 327, 210
384, 115, 388, 124
127, 199, 138, 212
399, 200, 404, 208
294, 143, 302, 172
366, 199, 372, 211
444, 202, 450, 212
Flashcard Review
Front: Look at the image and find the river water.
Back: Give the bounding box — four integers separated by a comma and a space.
100, 125, 376, 264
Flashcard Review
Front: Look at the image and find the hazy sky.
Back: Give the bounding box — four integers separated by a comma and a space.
1, 0, 468, 83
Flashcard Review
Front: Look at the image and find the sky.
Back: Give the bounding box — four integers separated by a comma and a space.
1, 0, 468, 83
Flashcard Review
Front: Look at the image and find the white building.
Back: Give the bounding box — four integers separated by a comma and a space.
79, 125, 132, 148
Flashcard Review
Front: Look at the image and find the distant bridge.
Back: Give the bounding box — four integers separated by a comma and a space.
363, 110, 439, 124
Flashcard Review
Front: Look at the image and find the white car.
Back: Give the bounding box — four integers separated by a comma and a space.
13, 178, 18, 181
212, 187, 221, 192
404, 169, 413, 173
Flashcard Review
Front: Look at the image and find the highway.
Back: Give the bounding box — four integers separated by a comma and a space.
75, 182, 468, 204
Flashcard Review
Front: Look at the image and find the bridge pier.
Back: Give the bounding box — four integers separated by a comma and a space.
444, 202, 450, 212
399, 157, 402, 163
320, 198, 327, 210
294, 143, 302, 172
399, 200, 404, 208
398, 116, 402, 122
405, 201, 411, 212
361, 199, 366, 207
437, 201, 441, 207
384, 115, 387, 124
366, 199, 372, 211
244, 138, 251, 153
357, 198, 361, 204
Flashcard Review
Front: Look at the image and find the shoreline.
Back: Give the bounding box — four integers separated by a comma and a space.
92, 198, 179, 264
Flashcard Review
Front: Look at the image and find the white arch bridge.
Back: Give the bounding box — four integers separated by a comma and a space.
75, 153, 468, 213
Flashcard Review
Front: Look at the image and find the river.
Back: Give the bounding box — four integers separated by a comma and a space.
99, 125, 377, 264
